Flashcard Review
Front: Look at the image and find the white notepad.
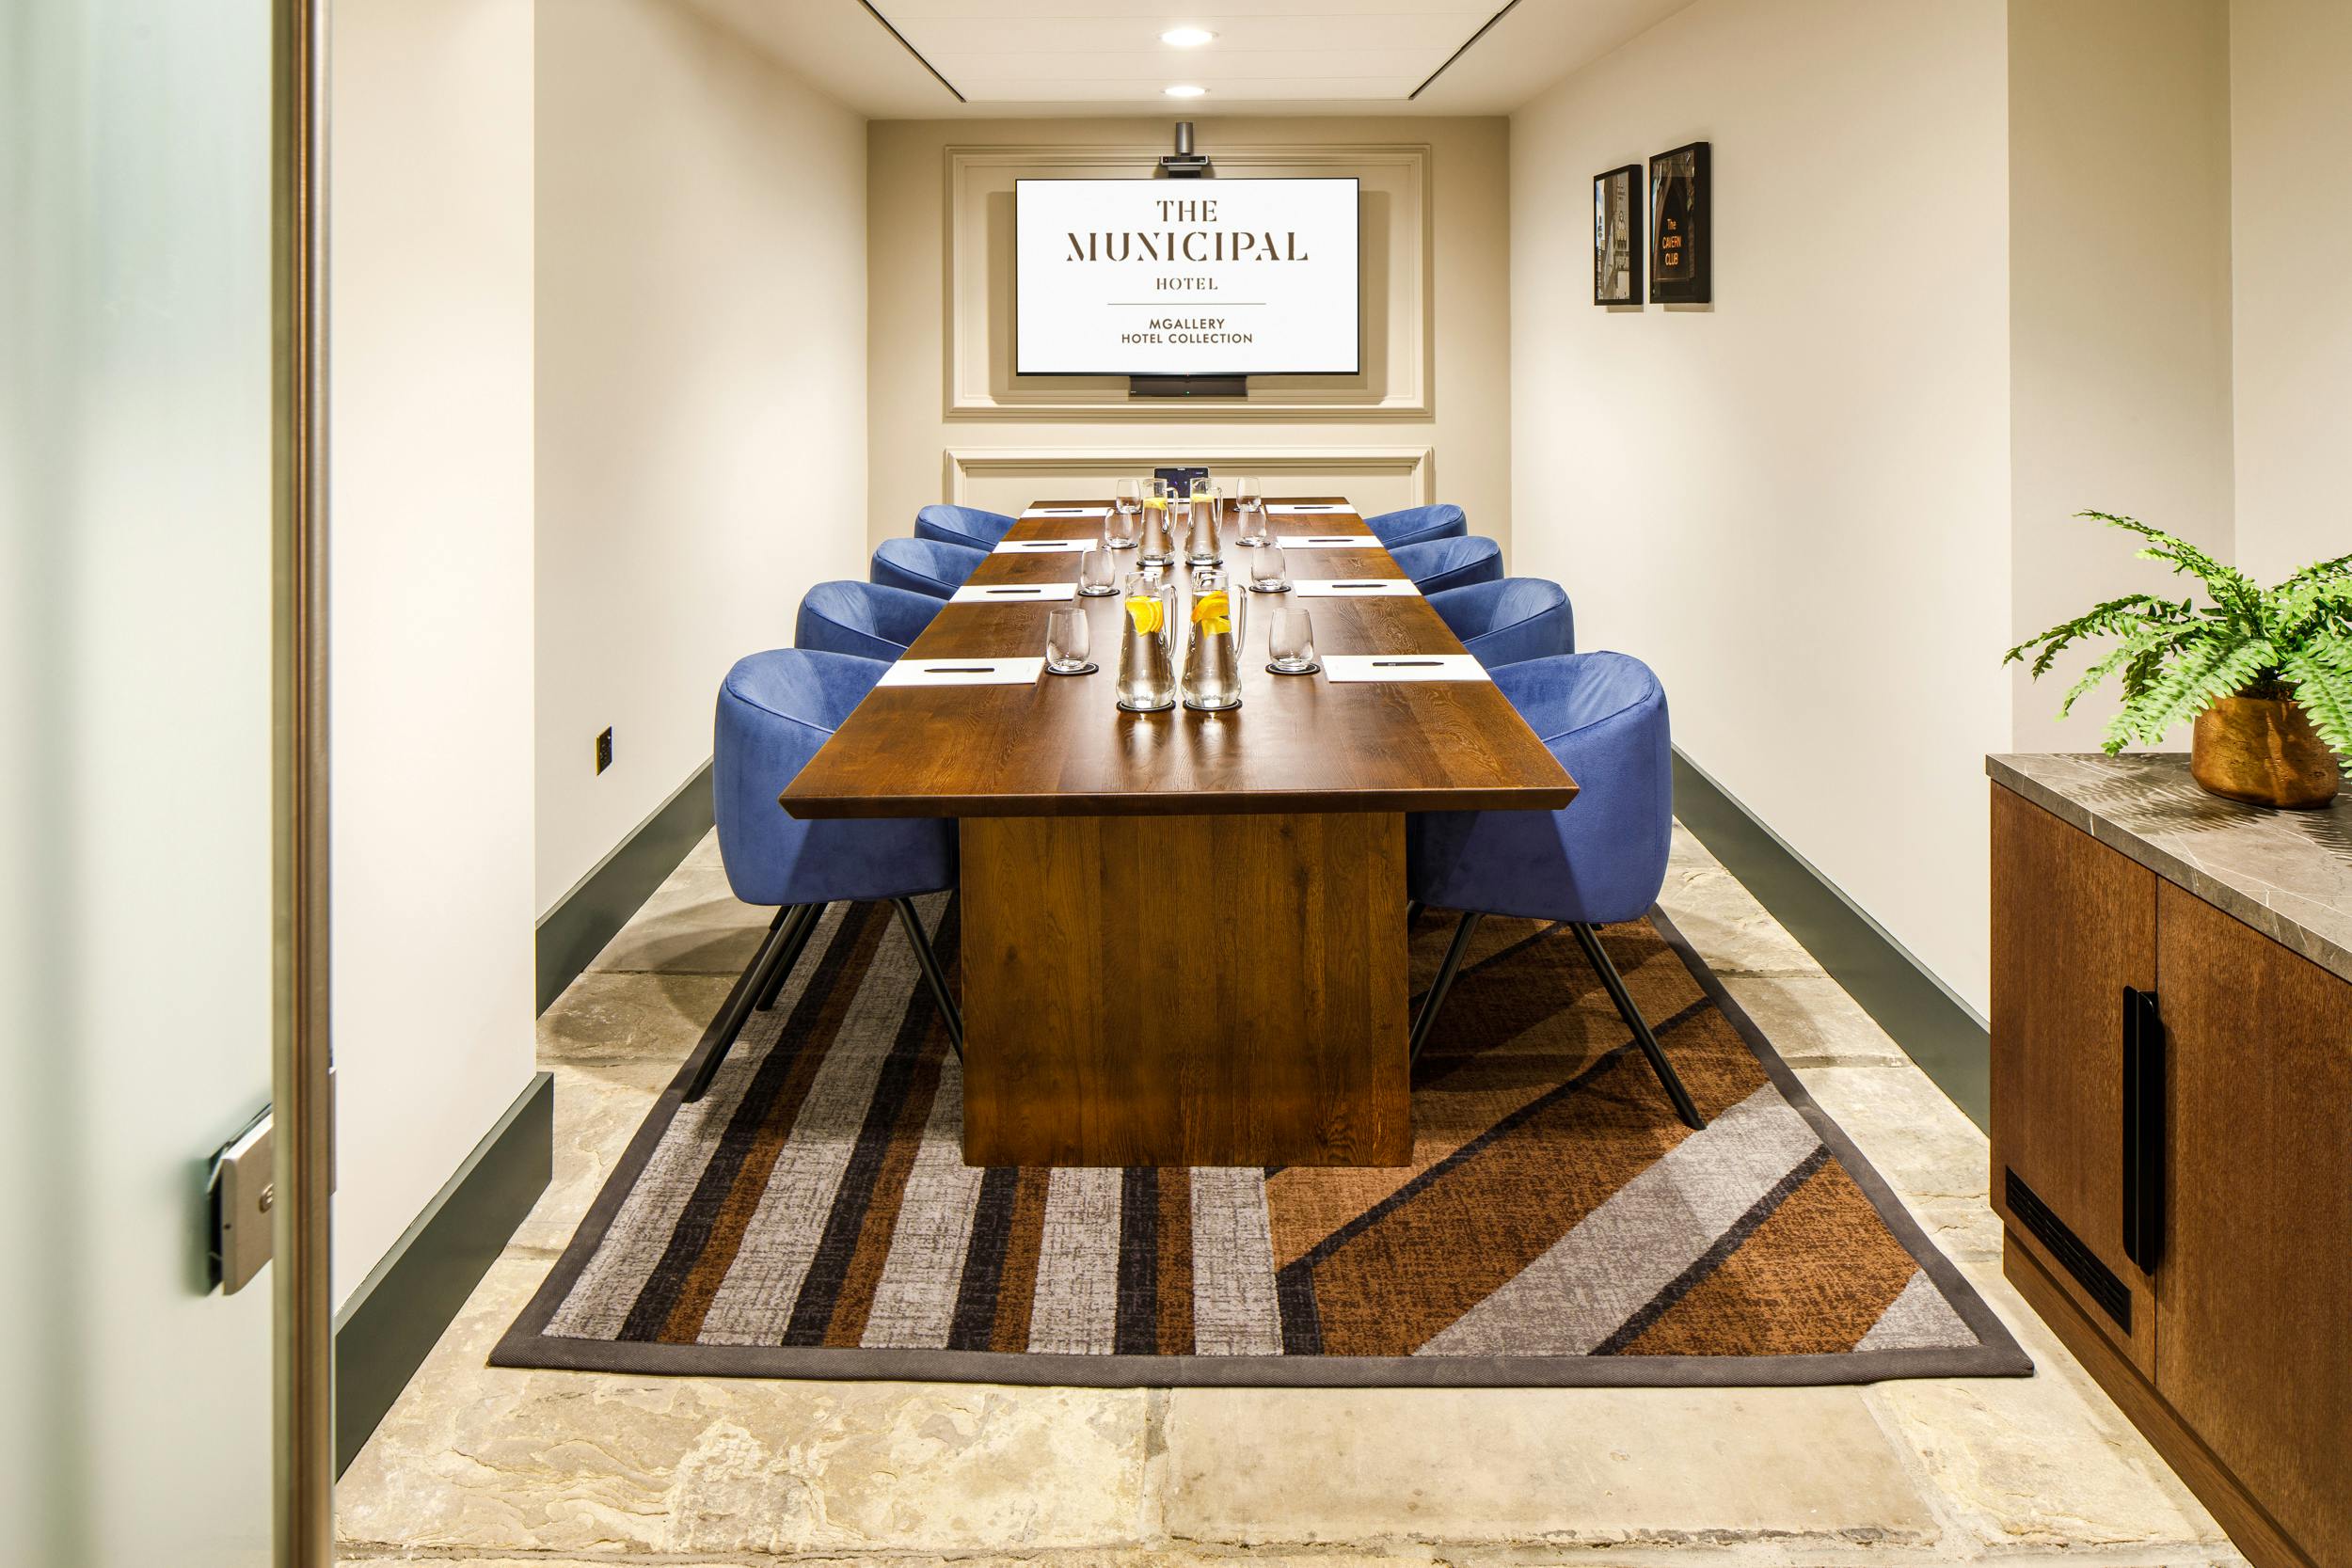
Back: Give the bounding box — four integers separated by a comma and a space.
1021, 506, 1108, 519
1276, 535, 1378, 549
1294, 578, 1421, 598
950, 580, 1080, 604
993, 538, 1096, 554
1321, 654, 1490, 683
1267, 502, 1351, 515
878, 657, 1046, 688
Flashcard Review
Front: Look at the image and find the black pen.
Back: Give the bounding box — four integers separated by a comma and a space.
923, 666, 999, 674
1373, 659, 1443, 667
1331, 581, 1387, 589
983, 587, 1045, 594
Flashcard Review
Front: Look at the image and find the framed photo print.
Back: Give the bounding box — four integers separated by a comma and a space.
1648, 140, 1710, 304
1593, 164, 1642, 305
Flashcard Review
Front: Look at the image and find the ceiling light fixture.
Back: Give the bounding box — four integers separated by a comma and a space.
1160, 26, 1216, 47
1164, 84, 1208, 98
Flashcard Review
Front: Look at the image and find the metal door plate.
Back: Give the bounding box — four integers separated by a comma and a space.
212, 1115, 274, 1295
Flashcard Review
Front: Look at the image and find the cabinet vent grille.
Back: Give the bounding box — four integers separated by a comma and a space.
2006, 1167, 2131, 1331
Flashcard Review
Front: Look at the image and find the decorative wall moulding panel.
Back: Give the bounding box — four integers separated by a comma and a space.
946, 144, 1434, 422
946, 446, 1437, 517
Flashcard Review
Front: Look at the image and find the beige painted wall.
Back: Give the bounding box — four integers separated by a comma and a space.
866, 116, 1511, 553
537, 0, 869, 914
1510, 0, 2011, 1016
2009, 0, 2235, 753
331, 0, 538, 1307
2232, 0, 2352, 581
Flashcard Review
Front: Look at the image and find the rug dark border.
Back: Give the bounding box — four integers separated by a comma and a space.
490, 911, 2032, 1386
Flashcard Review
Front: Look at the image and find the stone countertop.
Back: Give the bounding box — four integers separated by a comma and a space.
1988, 752, 2352, 986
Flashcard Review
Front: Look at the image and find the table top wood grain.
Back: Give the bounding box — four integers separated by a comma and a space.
782, 498, 1578, 818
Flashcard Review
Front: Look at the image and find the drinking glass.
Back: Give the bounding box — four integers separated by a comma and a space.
1244, 543, 1290, 594
1107, 480, 1142, 548
1116, 571, 1177, 711
1181, 567, 1243, 711
1076, 546, 1119, 596
1186, 483, 1223, 565
1267, 606, 1320, 674
1234, 492, 1271, 547
1045, 606, 1094, 674
1230, 475, 1261, 510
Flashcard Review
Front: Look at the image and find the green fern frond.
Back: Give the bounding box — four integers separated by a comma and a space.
2079, 511, 2265, 622
2274, 580, 2352, 642
2058, 641, 2140, 719
2104, 636, 2274, 752
2005, 593, 2177, 677
2280, 647, 2352, 756
2120, 642, 2169, 703
2279, 550, 2352, 592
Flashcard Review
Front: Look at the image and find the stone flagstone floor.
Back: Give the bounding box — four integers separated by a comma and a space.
336, 825, 2249, 1568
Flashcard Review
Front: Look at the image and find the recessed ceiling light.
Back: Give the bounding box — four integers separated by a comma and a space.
1160, 26, 1216, 47
1164, 84, 1208, 98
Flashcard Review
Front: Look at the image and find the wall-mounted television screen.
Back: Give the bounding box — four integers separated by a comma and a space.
1014, 177, 1360, 377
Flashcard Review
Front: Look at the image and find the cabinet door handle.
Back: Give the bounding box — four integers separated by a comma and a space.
2122, 985, 2165, 1272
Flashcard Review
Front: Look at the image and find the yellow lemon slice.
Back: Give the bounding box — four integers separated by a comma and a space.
1191, 590, 1232, 637
1143, 496, 1168, 510
1125, 595, 1164, 636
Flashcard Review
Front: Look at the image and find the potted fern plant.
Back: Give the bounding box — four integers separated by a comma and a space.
2007, 512, 2352, 809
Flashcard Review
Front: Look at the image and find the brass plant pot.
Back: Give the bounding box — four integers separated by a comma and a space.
2189, 691, 2341, 810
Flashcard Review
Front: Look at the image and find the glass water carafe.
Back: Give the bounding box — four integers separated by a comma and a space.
1116, 571, 1177, 712
1181, 567, 1243, 711
1137, 483, 1177, 568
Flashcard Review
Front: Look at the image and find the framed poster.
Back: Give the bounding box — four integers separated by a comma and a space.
1593, 164, 1642, 305
1648, 141, 1710, 304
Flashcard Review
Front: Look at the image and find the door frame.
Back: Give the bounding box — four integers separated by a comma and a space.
273, 0, 334, 1560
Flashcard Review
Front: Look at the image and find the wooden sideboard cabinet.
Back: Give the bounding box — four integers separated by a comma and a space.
1989, 759, 2352, 1568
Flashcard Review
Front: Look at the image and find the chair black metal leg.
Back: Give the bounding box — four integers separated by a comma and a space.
1407, 911, 1482, 1065
682, 905, 807, 1103
1406, 899, 1424, 926
762, 902, 828, 1010
1570, 921, 1706, 1130
891, 895, 964, 1060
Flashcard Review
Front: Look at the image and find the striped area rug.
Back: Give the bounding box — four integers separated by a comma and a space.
497, 898, 2028, 1386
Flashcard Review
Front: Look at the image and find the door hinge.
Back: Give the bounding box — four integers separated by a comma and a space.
207, 1069, 333, 1296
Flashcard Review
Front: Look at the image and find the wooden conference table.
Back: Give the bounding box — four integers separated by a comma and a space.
783, 498, 1576, 1168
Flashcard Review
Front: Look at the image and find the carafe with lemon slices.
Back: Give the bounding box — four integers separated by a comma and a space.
1137, 480, 1178, 568
1116, 570, 1178, 712
1181, 567, 1243, 712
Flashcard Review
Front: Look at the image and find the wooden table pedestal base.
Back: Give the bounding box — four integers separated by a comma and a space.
959, 811, 1411, 1167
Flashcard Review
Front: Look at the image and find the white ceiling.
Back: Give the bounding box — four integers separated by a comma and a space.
878, 0, 1501, 105
682, 0, 1700, 118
